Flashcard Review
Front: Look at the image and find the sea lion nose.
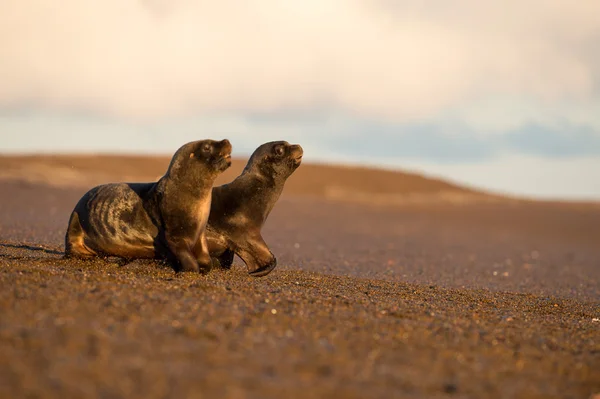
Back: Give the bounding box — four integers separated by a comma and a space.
291, 144, 303, 156
221, 139, 232, 155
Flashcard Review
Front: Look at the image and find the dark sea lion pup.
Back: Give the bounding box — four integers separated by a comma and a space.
64, 139, 233, 274
206, 141, 303, 277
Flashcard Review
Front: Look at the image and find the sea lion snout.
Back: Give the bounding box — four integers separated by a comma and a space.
290, 144, 303, 162
219, 139, 232, 155
215, 139, 232, 159
218, 139, 233, 168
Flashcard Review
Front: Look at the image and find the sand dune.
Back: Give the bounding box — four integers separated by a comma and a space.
0, 154, 510, 206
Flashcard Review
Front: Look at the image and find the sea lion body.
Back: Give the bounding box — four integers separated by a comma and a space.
206, 141, 303, 277
64, 139, 232, 273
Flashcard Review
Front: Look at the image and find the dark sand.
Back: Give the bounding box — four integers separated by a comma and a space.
0, 156, 599, 398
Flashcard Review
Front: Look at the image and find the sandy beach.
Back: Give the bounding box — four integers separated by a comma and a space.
0, 155, 599, 398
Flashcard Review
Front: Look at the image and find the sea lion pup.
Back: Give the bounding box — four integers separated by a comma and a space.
64, 139, 233, 274
206, 141, 303, 277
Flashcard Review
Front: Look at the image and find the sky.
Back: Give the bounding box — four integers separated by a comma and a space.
1, 0, 600, 200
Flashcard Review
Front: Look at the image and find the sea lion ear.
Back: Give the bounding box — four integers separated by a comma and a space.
189, 152, 195, 159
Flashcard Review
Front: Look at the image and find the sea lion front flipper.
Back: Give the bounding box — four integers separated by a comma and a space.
236, 235, 277, 277
164, 236, 202, 274
191, 234, 213, 274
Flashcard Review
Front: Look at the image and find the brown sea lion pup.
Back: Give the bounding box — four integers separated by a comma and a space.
206, 141, 303, 277
64, 139, 233, 274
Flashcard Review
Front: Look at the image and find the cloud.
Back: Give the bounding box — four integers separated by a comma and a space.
503, 124, 600, 157
1, 0, 599, 124
3, 111, 600, 162
3, 110, 600, 199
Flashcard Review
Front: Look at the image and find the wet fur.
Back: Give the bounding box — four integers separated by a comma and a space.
206, 141, 303, 277
64, 139, 232, 273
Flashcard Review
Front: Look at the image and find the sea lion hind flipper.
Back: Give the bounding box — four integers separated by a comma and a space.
64, 211, 96, 258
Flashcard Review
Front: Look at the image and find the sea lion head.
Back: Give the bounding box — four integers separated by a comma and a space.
244, 141, 303, 179
167, 139, 233, 178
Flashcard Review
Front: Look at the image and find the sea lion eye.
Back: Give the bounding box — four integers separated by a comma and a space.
274, 145, 285, 156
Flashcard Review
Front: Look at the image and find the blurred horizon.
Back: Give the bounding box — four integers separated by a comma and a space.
1, 1, 600, 200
